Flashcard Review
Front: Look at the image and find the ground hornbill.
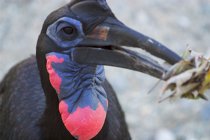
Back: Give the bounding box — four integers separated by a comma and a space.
0, 0, 182, 140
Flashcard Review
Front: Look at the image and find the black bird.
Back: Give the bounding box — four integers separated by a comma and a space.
0, 0, 181, 140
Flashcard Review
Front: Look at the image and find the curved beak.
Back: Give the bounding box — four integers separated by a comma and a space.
72, 17, 182, 79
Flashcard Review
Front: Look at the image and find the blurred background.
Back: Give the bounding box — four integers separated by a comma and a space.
0, 0, 210, 139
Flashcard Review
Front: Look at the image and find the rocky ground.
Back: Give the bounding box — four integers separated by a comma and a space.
1, 0, 210, 139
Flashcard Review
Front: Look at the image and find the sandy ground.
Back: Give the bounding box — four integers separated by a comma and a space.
1, 0, 210, 139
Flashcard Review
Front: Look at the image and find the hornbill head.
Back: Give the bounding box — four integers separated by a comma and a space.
36, 0, 182, 139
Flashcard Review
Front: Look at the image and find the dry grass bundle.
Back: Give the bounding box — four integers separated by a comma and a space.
160, 49, 210, 102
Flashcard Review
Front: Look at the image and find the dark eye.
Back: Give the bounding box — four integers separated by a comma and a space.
62, 27, 75, 35
57, 23, 78, 41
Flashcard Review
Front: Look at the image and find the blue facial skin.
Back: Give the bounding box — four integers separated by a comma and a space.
47, 17, 85, 49
46, 17, 108, 113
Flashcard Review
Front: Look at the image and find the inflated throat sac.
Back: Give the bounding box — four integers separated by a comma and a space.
46, 52, 108, 140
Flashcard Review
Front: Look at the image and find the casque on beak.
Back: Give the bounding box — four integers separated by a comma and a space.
72, 16, 182, 79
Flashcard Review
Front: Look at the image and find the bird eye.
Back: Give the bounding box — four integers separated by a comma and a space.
62, 27, 74, 35
58, 25, 78, 41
